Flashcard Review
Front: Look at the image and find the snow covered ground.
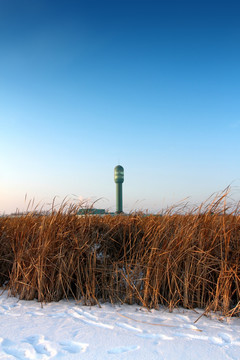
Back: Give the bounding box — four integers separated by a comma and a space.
0, 289, 240, 360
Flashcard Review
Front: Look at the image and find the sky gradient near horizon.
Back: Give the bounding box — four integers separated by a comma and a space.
0, 0, 240, 214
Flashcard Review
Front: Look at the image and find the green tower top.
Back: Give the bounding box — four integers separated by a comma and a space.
114, 165, 124, 183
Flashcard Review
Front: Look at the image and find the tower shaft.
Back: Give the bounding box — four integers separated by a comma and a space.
116, 183, 123, 214
114, 165, 124, 214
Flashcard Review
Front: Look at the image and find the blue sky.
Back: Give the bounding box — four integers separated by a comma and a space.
0, 0, 240, 214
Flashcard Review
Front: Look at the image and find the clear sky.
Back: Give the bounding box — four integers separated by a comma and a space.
0, 0, 240, 214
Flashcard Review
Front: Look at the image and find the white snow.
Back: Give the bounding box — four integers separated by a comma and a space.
0, 289, 240, 360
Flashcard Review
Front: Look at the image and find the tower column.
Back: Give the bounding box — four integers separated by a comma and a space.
116, 183, 123, 214
114, 165, 124, 214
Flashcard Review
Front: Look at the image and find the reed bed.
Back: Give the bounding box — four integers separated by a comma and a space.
0, 193, 240, 316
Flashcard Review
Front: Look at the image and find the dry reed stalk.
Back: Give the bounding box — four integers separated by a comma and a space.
0, 191, 239, 316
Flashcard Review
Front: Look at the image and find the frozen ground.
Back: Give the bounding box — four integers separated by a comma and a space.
0, 289, 240, 360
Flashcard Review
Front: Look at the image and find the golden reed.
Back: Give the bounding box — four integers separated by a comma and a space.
0, 191, 239, 317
